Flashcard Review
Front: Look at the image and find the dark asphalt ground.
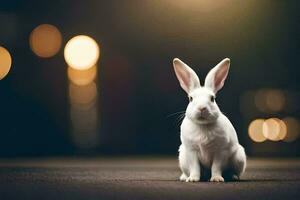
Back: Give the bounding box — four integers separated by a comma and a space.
0, 157, 300, 200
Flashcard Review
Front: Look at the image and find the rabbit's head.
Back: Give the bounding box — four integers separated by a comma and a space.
173, 58, 230, 124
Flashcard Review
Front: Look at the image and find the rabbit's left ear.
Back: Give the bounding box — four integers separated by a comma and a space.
205, 58, 230, 94
173, 58, 200, 94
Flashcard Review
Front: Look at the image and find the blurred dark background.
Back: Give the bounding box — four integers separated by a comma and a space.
0, 0, 299, 157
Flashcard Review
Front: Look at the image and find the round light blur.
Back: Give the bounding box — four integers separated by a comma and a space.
277, 119, 287, 140
69, 82, 97, 105
265, 90, 285, 112
283, 117, 300, 142
255, 89, 285, 113
248, 119, 266, 143
64, 35, 100, 70
68, 65, 97, 86
0, 46, 12, 80
254, 89, 268, 112
29, 24, 62, 58
263, 118, 280, 141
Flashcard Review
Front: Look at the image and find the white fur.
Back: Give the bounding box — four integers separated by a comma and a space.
173, 58, 246, 182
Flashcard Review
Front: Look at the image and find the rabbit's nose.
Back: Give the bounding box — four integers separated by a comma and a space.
198, 107, 208, 113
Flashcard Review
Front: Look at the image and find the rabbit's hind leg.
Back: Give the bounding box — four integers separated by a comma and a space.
231, 145, 246, 179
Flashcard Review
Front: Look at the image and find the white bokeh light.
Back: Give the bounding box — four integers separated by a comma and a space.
64, 35, 100, 70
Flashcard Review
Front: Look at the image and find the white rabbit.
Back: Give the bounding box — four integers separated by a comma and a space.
173, 58, 246, 182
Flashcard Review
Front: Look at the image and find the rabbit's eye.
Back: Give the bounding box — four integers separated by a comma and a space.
210, 95, 215, 102
189, 96, 193, 102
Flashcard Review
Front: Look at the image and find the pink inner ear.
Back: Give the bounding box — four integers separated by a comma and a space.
177, 67, 190, 92
214, 66, 228, 91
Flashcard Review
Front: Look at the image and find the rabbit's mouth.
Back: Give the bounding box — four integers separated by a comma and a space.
197, 115, 206, 120
195, 112, 210, 121
193, 116, 212, 125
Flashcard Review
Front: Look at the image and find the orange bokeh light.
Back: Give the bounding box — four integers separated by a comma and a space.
0, 46, 12, 80
68, 65, 97, 86
248, 119, 266, 143
29, 24, 62, 58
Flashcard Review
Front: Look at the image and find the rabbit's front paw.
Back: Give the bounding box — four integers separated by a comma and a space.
179, 173, 188, 181
210, 175, 224, 182
185, 175, 200, 182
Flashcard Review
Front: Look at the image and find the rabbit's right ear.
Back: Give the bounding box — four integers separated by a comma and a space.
173, 58, 200, 94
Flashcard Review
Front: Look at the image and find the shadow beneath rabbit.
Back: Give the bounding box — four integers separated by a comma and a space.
200, 167, 240, 182
198, 167, 300, 182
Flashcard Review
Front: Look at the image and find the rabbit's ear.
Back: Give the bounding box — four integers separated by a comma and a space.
204, 58, 230, 94
173, 58, 200, 94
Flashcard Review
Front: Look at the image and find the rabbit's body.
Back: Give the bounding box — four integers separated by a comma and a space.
179, 112, 246, 182
173, 58, 246, 182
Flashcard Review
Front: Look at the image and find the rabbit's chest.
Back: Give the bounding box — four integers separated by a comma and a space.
195, 134, 218, 166
184, 130, 226, 168
185, 128, 221, 149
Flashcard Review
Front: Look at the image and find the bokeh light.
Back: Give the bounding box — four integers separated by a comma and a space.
255, 89, 285, 113
68, 65, 97, 86
29, 24, 62, 58
277, 119, 287, 141
69, 82, 97, 105
254, 89, 268, 112
0, 46, 12, 80
64, 35, 100, 70
262, 118, 281, 141
249, 118, 290, 142
283, 117, 300, 142
248, 119, 266, 143
68, 56, 100, 149
265, 90, 285, 112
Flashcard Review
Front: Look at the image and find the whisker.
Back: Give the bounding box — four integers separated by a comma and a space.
175, 113, 186, 125
166, 111, 185, 118
166, 111, 186, 126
